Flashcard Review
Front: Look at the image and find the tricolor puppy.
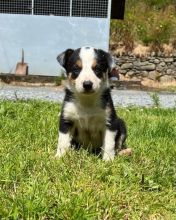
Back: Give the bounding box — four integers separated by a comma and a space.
56, 47, 128, 161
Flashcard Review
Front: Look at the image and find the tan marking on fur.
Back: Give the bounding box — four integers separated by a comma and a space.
76, 59, 82, 68
92, 59, 97, 68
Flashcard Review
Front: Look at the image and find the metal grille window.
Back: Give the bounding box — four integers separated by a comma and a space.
0, 0, 32, 15
34, 0, 70, 16
0, 0, 110, 18
72, 0, 108, 18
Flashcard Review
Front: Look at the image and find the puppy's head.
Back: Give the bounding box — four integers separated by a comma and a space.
57, 47, 115, 94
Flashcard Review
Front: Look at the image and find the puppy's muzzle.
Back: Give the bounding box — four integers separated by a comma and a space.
83, 80, 93, 92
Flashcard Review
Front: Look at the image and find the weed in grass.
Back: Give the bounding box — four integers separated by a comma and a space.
0, 100, 176, 219
55, 72, 66, 86
149, 92, 160, 107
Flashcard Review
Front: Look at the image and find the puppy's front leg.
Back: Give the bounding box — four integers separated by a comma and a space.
55, 132, 72, 158
102, 129, 116, 161
55, 114, 72, 158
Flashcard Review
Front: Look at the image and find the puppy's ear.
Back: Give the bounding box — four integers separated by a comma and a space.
107, 56, 117, 78
97, 49, 116, 78
109, 68, 119, 80
56, 49, 74, 70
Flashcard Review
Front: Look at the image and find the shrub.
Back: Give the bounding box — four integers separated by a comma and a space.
143, 0, 175, 9
110, 0, 176, 51
55, 72, 66, 86
110, 19, 135, 51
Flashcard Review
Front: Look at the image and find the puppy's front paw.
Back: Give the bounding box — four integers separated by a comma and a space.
118, 148, 132, 156
56, 132, 71, 158
55, 147, 68, 158
102, 151, 115, 161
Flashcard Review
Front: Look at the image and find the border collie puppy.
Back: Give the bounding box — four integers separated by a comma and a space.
55, 47, 128, 161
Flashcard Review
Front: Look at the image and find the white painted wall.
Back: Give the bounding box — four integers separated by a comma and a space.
0, 14, 110, 75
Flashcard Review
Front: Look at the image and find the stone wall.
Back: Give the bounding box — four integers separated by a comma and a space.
115, 54, 176, 83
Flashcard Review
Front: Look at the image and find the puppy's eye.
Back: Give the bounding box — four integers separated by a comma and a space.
93, 66, 102, 76
71, 65, 81, 79
72, 65, 81, 74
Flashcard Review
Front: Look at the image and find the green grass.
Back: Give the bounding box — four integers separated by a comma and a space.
0, 100, 176, 219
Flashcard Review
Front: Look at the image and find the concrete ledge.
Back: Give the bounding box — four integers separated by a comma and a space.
110, 80, 142, 90
1, 73, 174, 92
0, 74, 56, 84
0, 73, 143, 89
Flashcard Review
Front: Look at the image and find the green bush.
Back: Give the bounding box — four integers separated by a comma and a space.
143, 0, 175, 9
55, 72, 66, 86
110, 19, 135, 50
137, 14, 173, 46
110, 0, 176, 49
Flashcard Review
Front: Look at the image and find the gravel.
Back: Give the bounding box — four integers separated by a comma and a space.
0, 85, 176, 108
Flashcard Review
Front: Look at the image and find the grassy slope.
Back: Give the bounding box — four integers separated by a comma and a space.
110, 0, 176, 47
0, 100, 176, 219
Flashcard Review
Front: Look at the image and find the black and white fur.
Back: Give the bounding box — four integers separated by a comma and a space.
56, 47, 127, 161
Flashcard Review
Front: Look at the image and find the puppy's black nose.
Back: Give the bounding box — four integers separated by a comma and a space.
83, 81, 93, 91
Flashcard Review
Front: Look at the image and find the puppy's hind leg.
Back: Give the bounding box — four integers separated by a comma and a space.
115, 118, 127, 151
115, 118, 132, 156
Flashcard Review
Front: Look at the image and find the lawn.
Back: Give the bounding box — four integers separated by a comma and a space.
0, 100, 176, 219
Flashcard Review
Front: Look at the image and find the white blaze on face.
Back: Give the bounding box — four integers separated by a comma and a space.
75, 47, 101, 93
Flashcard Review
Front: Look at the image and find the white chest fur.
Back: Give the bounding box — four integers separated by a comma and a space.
63, 101, 106, 148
